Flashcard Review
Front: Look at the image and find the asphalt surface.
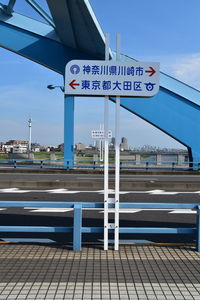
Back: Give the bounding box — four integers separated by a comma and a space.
1, 172, 200, 189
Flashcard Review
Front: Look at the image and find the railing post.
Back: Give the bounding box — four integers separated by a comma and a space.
64, 161, 70, 170
172, 162, 175, 171
196, 205, 200, 252
73, 204, 82, 251
64, 95, 74, 169
146, 162, 149, 170
40, 160, 43, 169
14, 160, 16, 169
93, 161, 96, 170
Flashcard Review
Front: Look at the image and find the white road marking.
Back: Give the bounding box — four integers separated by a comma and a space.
96, 189, 115, 193
24, 207, 102, 210
99, 209, 142, 214
169, 209, 196, 214
144, 209, 168, 212
0, 188, 200, 196
154, 192, 179, 195
29, 208, 73, 213
0, 188, 31, 193
0, 206, 191, 214
98, 191, 130, 195
97, 189, 148, 194
45, 189, 80, 194
23, 207, 194, 215
147, 190, 178, 195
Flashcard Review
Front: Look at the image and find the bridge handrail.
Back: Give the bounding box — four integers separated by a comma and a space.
0, 201, 199, 209
0, 159, 199, 171
0, 201, 199, 251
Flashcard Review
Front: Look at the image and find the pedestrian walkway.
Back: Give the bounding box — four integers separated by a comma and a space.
0, 243, 199, 299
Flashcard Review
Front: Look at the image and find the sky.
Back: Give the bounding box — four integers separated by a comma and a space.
0, 0, 200, 148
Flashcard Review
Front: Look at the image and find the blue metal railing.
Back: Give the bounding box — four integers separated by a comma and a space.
0, 201, 199, 251
0, 159, 199, 171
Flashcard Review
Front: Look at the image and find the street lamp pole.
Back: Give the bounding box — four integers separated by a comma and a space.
28, 117, 32, 152
47, 85, 64, 92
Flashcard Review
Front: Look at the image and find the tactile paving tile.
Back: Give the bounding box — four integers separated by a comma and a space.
0, 244, 199, 299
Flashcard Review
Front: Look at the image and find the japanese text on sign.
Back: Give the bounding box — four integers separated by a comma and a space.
83, 65, 145, 76
92, 130, 112, 139
65, 60, 159, 97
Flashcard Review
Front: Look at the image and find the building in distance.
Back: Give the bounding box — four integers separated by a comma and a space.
3, 140, 28, 154
120, 137, 128, 151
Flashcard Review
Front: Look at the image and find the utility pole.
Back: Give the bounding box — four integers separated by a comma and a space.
28, 117, 32, 152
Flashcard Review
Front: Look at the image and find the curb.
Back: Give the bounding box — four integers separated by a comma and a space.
0, 168, 199, 175
0, 180, 200, 190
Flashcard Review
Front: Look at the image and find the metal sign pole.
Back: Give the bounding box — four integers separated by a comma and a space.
104, 33, 110, 250
114, 33, 121, 251
100, 124, 103, 162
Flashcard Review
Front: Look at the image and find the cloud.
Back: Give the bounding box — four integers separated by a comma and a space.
170, 53, 200, 89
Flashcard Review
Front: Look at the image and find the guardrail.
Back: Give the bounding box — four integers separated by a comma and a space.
0, 201, 199, 251
0, 159, 199, 171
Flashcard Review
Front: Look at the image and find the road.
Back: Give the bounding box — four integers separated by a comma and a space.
1, 172, 200, 189
0, 188, 198, 244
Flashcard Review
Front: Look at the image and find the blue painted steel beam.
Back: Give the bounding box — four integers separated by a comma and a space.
0, 201, 199, 209
120, 203, 198, 209
0, 226, 73, 232
81, 227, 195, 234
196, 206, 200, 251
24, 0, 55, 28
119, 228, 195, 234
0, 226, 195, 234
64, 96, 74, 169
46, 0, 109, 59
0, 9, 93, 74
1, 0, 16, 15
